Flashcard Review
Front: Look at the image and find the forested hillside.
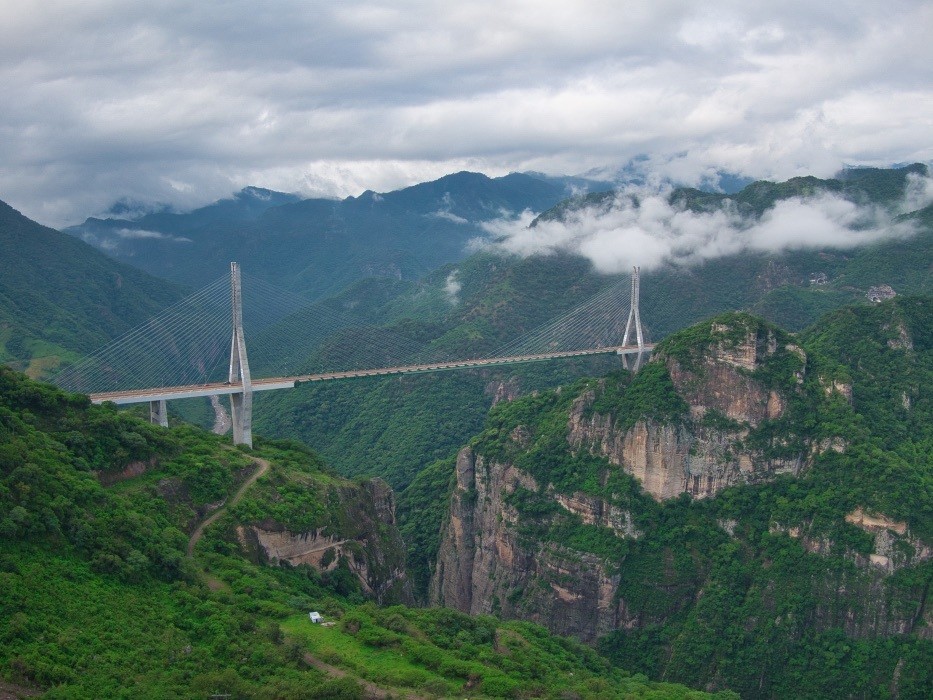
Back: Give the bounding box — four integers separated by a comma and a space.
0, 367, 728, 699
409, 298, 932, 698
0, 200, 182, 377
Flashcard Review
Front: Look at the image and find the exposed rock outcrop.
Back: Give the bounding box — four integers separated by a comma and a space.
238, 478, 413, 604
569, 326, 806, 500
770, 511, 933, 638
844, 508, 933, 574
431, 446, 641, 641
485, 377, 520, 406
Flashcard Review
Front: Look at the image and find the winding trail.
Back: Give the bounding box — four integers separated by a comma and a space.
187, 457, 270, 557
301, 652, 428, 700
184, 458, 421, 698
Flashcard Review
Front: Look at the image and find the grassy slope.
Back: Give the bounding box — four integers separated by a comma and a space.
0, 367, 725, 699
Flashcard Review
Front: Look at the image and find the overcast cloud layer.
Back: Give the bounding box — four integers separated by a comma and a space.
2, 0, 932, 226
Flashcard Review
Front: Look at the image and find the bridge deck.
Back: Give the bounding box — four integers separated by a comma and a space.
89, 344, 655, 405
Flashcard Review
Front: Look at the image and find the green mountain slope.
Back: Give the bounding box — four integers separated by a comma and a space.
408, 298, 932, 697
0, 367, 729, 699
251, 252, 624, 490
0, 199, 182, 377
67, 172, 611, 299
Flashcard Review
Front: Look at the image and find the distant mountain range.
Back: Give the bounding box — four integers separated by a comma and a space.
249, 165, 932, 488
65, 172, 614, 299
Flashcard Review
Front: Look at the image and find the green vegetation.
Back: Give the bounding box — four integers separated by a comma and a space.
0, 199, 181, 375
404, 299, 932, 697
283, 605, 735, 699
397, 456, 456, 594
253, 251, 622, 491
1, 366, 724, 698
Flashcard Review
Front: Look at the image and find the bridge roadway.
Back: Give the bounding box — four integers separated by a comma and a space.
89, 343, 655, 405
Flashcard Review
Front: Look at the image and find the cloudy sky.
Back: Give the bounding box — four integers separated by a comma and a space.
2, 0, 931, 227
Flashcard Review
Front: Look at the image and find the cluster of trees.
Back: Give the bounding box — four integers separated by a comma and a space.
402, 298, 932, 697
1, 365, 730, 697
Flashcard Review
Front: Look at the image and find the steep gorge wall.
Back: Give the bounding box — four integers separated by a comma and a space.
569, 325, 808, 500
430, 318, 929, 647
238, 478, 414, 604
430, 446, 632, 642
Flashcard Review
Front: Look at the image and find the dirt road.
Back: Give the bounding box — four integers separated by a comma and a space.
187, 457, 270, 557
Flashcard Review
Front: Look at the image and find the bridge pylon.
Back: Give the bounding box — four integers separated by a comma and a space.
621, 266, 647, 371
228, 262, 253, 447
149, 399, 168, 427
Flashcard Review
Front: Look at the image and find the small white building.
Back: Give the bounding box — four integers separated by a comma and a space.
309, 611, 323, 624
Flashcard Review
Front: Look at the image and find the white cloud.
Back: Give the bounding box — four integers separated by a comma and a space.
901, 172, 933, 214
444, 270, 462, 305
431, 211, 470, 224
80, 227, 192, 250
115, 228, 179, 240
0, 1, 931, 226
481, 183, 921, 273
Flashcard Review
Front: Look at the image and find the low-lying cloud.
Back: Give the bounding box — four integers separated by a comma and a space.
78, 228, 192, 254
481, 180, 929, 274
115, 228, 192, 242
444, 270, 462, 305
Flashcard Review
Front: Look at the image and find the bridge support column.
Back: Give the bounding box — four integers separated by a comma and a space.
149, 399, 168, 427
622, 266, 646, 372
228, 262, 253, 447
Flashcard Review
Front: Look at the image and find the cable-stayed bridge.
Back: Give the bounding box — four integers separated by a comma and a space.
53, 263, 654, 447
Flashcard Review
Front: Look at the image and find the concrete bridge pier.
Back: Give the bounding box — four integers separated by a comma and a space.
149, 399, 168, 427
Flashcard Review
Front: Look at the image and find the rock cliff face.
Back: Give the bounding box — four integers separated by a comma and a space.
430, 314, 928, 649
770, 509, 933, 638
430, 446, 631, 642
432, 425, 928, 646
569, 325, 810, 500
238, 478, 413, 604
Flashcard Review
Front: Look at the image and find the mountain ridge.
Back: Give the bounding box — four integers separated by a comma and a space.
65, 171, 614, 298
0, 199, 182, 377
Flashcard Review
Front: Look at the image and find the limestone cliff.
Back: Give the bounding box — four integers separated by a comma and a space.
430, 311, 929, 651
568, 322, 810, 500
430, 446, 631, 642
238, 477, 413, 604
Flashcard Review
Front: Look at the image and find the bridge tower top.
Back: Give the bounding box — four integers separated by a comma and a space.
621, 266, 646, 371
622, 266, 644, 349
